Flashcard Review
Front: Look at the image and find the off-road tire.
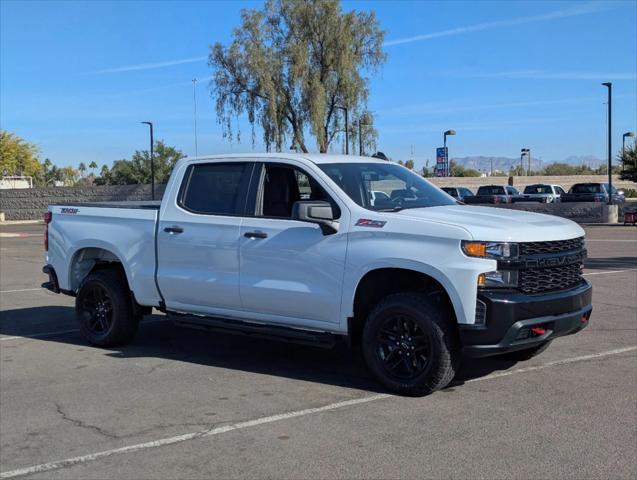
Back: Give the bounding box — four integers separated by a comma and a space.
362, 292, 461, 396
75, 268, 138, 347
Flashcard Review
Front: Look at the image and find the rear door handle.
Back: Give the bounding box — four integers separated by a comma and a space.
164, 226, 184, 234
244, 231, 267, 239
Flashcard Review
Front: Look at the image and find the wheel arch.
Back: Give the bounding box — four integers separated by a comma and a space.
67, 244, 132, 293
348, 266, 465, 345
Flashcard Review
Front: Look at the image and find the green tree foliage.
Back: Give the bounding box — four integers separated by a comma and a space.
209, 0, 386, 153
619, 145, 637, 182
105, 141, 184, 185
78, 162, 87, 177
404, 159, 414, 170
450, 160, 481, 177
0, 130, 43, 182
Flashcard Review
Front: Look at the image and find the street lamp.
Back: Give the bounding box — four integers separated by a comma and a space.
141, 121, 155, 200
622, 132, 635, 160
444, 129, 456, 177
602, 82, 612, 203
335, 106, 349, 154
521, 148, 530, 176
358, 118, 372, 156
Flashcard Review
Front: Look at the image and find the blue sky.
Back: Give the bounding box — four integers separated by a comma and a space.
1, 0, 636, 169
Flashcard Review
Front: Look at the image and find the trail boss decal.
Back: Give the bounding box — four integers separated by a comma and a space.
60, 208, 79, 214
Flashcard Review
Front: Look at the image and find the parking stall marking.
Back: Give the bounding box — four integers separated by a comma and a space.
0, 288, 42, 294
582, 268, 637, 276
1, 345, 635, 479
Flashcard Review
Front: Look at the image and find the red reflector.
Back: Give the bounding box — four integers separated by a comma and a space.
530, 327, 546, 336
581, 315, 589, 323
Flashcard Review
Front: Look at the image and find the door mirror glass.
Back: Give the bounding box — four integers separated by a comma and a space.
292, 201, 338, 234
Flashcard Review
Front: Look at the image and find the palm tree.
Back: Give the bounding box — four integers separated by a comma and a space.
78, 162, 86, 178
88, 161, 98, 176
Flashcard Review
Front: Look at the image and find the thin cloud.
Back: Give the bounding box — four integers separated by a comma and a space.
466, 70, 637, 81
384, 2, 608, 46
90, 56, 207, 74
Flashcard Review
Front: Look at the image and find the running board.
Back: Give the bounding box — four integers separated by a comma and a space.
170, 313, 339, 349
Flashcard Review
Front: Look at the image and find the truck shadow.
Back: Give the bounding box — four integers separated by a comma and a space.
1, 306, 518, 393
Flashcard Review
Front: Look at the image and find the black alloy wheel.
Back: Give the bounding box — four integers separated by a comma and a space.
78, 284, 114, 335
376, 315, 434, 380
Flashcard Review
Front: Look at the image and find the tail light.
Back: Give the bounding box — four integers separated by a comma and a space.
44, 211, 52, 251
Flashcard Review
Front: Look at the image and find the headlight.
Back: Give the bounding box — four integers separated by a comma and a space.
462, 241, 518, 259
478, 270, 518, 288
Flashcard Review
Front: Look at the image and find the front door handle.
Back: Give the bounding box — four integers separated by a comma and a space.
244, 231, 267, 239
164, 226, 184, 234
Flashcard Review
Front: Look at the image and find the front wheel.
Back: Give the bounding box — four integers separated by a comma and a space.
75, 269, 138, 347
362, 293, 461, 396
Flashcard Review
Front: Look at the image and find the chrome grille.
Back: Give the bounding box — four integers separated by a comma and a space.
519, 263, 583, 294
519, 237, 584, 256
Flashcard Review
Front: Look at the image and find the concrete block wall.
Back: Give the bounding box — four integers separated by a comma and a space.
0, 184, 166, 220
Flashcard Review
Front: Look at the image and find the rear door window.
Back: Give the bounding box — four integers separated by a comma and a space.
179, 162, 253, 215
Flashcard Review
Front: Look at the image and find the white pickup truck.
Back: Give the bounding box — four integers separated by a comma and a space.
43, 154, 592, 395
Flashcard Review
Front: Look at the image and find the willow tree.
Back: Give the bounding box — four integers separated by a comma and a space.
209, 0, 386, 153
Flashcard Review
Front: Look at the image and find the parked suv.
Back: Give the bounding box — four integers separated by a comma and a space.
441, 186, 474, 201
42, 154, 592, 395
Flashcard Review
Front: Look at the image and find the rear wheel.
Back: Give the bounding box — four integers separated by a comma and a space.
75, 269, 138, 347
500, 341, 552, 362
362, 293, 460, 396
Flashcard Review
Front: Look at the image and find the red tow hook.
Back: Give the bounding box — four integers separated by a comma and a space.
530, 326, 546, 336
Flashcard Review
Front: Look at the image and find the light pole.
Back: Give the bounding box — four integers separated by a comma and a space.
336, 106, 349, 154
622, 131, 635, 171
444, 129, 456, 177
602, 82, 612, 202
521, 148, 530, 175
192, 78, 199, 158
358, 118, 372, 156
141, 121, 155, 200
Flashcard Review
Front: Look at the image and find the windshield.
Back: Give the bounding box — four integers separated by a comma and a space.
319, 163, 456, 211
524, 185, 552, 194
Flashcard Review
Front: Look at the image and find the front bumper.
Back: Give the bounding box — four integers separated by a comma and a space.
461, 280, 592, 357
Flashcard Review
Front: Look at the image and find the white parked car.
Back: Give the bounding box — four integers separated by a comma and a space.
42, 154, 592, 395
522, 184, 566, 203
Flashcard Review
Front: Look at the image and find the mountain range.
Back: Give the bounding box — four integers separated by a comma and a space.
450, 155, 604, 172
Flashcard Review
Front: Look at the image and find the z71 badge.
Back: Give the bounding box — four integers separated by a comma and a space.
60, 207, 79, 214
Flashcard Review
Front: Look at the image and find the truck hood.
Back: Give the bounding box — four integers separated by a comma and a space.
394, 205, 584, 242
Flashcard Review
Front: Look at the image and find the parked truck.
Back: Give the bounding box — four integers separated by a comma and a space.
560, 183, 625, 204
42, 154, 592, 395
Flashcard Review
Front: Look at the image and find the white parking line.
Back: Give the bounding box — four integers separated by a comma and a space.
0, 288, 41, 294
583, 268, 637, 276
1, 345, 635, 479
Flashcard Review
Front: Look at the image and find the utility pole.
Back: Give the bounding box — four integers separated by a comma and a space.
336, 106, 349, 154
192, 78, 199, 158
602, 82, 612, 203
141, 122, 155, 200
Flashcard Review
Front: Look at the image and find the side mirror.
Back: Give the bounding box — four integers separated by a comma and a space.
292, 201, 339, 234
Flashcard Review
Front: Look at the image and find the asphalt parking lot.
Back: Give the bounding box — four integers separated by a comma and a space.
1, 223, 635, 479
